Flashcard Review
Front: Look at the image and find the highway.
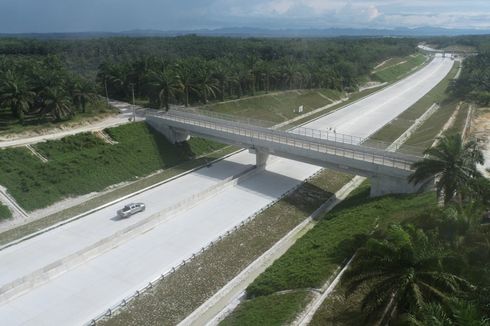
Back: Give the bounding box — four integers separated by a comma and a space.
0, 54, 454, 325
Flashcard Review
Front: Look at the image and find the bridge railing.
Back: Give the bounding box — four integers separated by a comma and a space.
151, 111, 417, 171
157, 108, 425, 157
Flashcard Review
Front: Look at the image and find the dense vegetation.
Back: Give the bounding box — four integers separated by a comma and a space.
452, 53, 490, 105
94, 37, 417, 108
0, 37, 418, 119
0, 122, 224, 211
0, 55, 102, 126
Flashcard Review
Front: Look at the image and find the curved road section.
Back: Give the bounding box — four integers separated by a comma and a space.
0, 55, 453, 325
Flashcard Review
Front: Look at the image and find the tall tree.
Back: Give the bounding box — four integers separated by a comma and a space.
42, 87, 73, 121
145, 62, 181, 111
175, 59, 198, 107
71, 78, 96, 113
342, 224, 472, 324
194, 61, 218, 104
408, 134, 484, 205
0, 70, 35, 123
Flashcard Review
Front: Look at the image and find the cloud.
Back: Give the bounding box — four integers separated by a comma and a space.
0, 0, 489, 32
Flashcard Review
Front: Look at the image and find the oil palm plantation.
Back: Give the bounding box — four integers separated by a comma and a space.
175, 59, 198, 107
42, 87, 74, 121
194, 61, 218, 104
145, 63, 181, 111
402, 300, 489, 326
408, 133, 484, 205
342, 224, 472, 325
71, 78, 96, 113
0, 70, 35, 123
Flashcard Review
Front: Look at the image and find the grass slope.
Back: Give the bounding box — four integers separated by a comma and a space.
0, 204, 11, 220
372, 54, 426, 83
221, 291, 312, 326
205, 89, 343, 123
0, 122, 224, 211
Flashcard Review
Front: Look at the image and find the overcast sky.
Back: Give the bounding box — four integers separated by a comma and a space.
1, 0, 489, 33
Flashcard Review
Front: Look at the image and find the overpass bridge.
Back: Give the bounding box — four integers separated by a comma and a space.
147, 109, 424, 196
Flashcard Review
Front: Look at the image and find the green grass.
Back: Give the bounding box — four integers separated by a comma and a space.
220, 291, 312, 326
401, 100, 460, 150
0, 204, 12, 220
309, 280, 369, 326
372, 54, 426, 83
204, 89, 343, 124
0, 122, 224, 211
444, 102, 469, 137
245, 185, 436, 298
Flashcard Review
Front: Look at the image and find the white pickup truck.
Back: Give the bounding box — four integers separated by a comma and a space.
117, 203, 146, 218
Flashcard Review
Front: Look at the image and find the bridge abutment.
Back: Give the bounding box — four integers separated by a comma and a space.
146, 116, 190, 143
369, 175, 424, 197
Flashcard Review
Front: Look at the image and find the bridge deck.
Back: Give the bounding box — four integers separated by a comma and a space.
149, 110, 421, 175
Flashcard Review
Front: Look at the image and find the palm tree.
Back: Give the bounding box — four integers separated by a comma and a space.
0, 70, 35, 123
42, 87, 73, 121
342, 224, 472, 324
71, 78, 96, 113
408, 134, 484, 205
402, 300, 489, 326
175, 59, 198, 107
145, 63, 181, 111
282, 57, 299, 90
194, 61, 218, 104
213, 59, 232, 102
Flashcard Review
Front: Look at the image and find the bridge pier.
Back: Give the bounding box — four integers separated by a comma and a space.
249, 148, 269, 169
369, 175, 424, 197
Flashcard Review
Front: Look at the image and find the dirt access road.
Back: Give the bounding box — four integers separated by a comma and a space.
0, 100, 145, 149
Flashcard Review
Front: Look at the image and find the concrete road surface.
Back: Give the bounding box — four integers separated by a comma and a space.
0, 55, 453, 325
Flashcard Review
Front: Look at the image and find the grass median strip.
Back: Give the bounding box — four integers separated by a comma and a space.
98, 169, 353, 326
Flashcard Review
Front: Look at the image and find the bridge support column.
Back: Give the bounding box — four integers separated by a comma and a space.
249, 148, 269, 169
369, 175, 423, 197
146, 116, 190, 143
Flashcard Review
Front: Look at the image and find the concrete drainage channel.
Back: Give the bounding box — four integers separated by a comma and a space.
0, 163, 262, 305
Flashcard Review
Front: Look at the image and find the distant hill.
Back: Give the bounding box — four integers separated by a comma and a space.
1, 26, 490, 39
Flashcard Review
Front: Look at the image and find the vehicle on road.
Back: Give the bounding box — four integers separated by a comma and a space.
117, 203, 146, 218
